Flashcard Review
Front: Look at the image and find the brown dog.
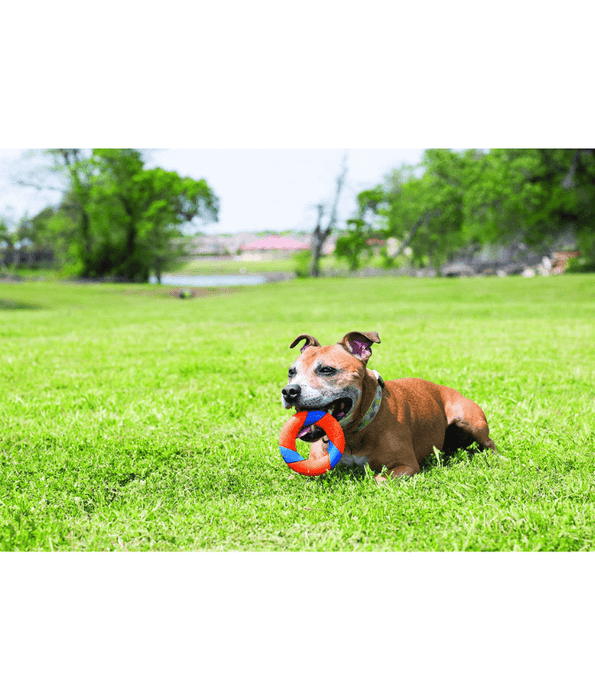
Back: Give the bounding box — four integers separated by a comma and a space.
282, 331, 497, 482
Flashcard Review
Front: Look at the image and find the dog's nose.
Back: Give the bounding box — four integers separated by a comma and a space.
282, 384, 301, 403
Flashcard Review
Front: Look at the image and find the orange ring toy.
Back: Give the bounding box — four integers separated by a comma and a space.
279, 411, 345, 476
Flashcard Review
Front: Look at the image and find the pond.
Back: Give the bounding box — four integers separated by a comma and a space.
149, 273, 268, 287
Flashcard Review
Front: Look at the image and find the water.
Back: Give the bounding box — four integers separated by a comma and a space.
150, 273, 268, 287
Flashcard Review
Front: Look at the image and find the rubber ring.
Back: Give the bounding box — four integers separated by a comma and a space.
279, 411, 345, 476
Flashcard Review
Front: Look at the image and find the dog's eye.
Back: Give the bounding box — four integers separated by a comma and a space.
318, 365, 337, 375
288, 367, 297, 377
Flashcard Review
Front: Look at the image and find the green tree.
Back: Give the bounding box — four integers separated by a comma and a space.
91, 149, 219, 281
464, 149, 595, 264
403, 149, 482, 266
47, 149, 96, 269
40, 149, 219, 281
338, 149, 595, 272
337, 151, 482, 270
0, 218, 10, 271
335, 186, 384, 271
133, 167, 220, 282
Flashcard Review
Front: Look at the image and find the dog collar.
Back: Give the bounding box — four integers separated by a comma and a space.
350, 370, 384, 433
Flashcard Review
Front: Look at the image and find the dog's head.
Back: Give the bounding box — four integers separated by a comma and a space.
282, 331, 380, 442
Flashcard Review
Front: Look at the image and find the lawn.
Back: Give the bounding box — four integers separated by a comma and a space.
1, 274, 594, 550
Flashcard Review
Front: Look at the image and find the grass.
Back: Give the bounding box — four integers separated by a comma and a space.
1, 274, 594, 550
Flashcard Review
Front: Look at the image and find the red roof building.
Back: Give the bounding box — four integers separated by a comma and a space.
239, 234, 309, 252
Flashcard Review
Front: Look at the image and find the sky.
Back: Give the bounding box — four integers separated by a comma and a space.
0, 148, 424, 234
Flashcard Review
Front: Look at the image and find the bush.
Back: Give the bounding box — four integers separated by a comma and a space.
292, 250, 312, 278
566, 255, 595, 274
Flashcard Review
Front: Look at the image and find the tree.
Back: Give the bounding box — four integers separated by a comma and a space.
337, 148, 595, 272
132, 167, 220, 282
51, 149, 95, 264
11, 149, 93, 269
89, 149, 219, 281
400, 149, 482, 266
309, 153, 348, 277
334, 186, 384, 271
464, 149, 595, 263
26, 149, 220, 281
12, 206, 68, 268
0, 218, 10, 271
336, 151, 482, 270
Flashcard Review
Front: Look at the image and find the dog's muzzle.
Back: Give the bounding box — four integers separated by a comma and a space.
282, 383, 301, 406
281, 382, 356, 442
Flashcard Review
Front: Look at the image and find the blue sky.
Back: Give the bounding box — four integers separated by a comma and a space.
0, 148, 424, 234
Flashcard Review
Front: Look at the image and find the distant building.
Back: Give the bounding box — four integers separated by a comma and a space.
238, 234, 309, 260
186, 233, 257, 257
239, 234, 308, 252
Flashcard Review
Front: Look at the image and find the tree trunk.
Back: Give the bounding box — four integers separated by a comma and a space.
119, 196, 143, 281
154, 257, 162, 284
309, 154, 348, 277
310, 208, 325, 278
58, 150, 92, 256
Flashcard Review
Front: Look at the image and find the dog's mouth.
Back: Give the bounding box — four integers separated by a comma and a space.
296, 397, 353, 442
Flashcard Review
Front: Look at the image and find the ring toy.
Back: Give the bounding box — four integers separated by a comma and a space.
279, 411, 345, 476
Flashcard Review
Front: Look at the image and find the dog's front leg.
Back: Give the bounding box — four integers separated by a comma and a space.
374, 460, 420, 483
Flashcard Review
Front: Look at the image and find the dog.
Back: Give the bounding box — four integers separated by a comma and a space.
282, 331, 497, 482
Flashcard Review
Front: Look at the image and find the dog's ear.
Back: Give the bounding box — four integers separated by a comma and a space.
339, 331, 380, 364
289, 334, 321, 353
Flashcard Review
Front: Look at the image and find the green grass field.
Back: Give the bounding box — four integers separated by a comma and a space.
1, 274, 594, 551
